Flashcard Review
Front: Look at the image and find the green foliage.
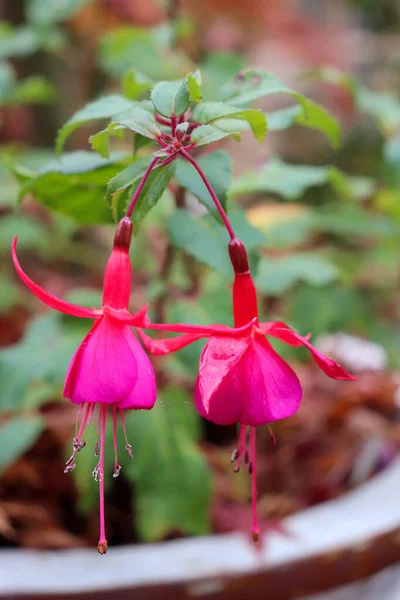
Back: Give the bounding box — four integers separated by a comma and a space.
56, 94, 135, 153
167, 207, 263, 278
118, 107, 161, 139
0, 62, 55, 106
17, 151, 127, 223
174, 150, 232, 218
123, 388, 211, 540
0, 415, 45, 475
187, 70, 202, 103
27, 0, 93, 26
229, 157, 365, 201
256, 252, 339, 296
190, 124, 240, 146
193, 102, 267, 141
220, 69, 340, 146
129, 162, 175, 232
151, 80, 191, 117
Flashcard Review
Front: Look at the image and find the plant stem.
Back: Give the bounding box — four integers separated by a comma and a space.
180, 148, 236, 240
125, 157, 159, 219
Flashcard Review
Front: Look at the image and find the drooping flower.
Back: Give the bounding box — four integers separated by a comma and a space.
139, 238, 355, 541
12, 222, 255, 552
12, 217, 156, 554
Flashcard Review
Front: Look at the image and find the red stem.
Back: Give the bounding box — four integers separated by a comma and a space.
126, 157, 159, 218
179, 148, 236, 239
156, 114, 171, 126
171, 115, 177, 135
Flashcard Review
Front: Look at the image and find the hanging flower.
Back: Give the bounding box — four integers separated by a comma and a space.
12, 222, 256, 552
139, 238, 355, 542
12, 217, 157, 554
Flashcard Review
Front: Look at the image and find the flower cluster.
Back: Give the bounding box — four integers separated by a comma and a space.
12, 111, 354, 553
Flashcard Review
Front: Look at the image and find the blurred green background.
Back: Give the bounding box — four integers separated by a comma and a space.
1, 0, 400, 551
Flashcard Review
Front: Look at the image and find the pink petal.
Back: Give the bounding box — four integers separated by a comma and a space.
195, 335, 302, 427
12, 237, 99, 319
63, 317, 138, 405
118, 330, 156, 410
239, 337, 302, 426
137, 330, 205, 355
195, 336, 251, 425
262, 322, 356, 381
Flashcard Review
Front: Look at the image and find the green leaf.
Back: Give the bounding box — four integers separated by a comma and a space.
174, 150, 232, 218
168, 209, 232, 276
123, 388, 211, 541
99, 27, 190, 79
256, 252, 339, 296
193, 102, 267, 142
117, 106, 160, 139
229, 157, 352, 200
201, 52, 246, 100
191, 124, 240, 147
18, 151, 127, 223
0, 415, 45, 474
0, 313, 85, 413
56, 94, 135, 154
105, 156, 153, 220
89, 123, 124, 159
27, 0, 93, 25
187, 70, 202, 103
130, 162, 175, 232
0, 63, 55, 106
0, 272, 21, 313
220, 69, 340, 147
0, 24, 40, 59
151, 79, 190, 117
122, 68, 153, 100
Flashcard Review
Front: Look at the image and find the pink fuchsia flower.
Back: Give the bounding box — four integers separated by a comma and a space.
12, 217, 156, 554
138, 239, 355, 542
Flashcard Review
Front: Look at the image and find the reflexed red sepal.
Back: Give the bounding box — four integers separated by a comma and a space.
260, 321, 356, 381
12, 237, 100, 319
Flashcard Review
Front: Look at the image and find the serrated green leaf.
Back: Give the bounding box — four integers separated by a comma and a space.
56, 94, 135, 154
123, 389, 211, 541
0, 415, 45, 474
174, 150, 232, 218
151, 79, 190, 117
256, 252, 339, 296
191, 124, 240, 147
122, 68, 153, 100
187, 70, 202, 102
117, 105, 160, 139
193, 102, 267, 141
220, 69, 340, 147
27, 0, 93, 26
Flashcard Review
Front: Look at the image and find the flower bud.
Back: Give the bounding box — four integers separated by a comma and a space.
228, 238, 249, 275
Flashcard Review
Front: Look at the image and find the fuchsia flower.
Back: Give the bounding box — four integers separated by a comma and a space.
12, 217, 156, 554
139, 239, 355, 541
12, 218, 253, 553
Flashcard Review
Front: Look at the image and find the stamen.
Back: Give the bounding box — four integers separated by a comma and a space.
94, 406, 102, 457
120, 409, 134, 459
268, 424, 276, 446
231, 424, 248, 472
250, 427, 259, 542
64, 403, 91, 474
97, 404, 107, 555
112, 405, 121, 478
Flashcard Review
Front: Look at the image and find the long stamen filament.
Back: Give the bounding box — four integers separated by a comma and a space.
250, 427, 259, 542
120, 409, 133, 459
98, 404, 107, 555
179, 148, 236, 240
112, 405, 121, 478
